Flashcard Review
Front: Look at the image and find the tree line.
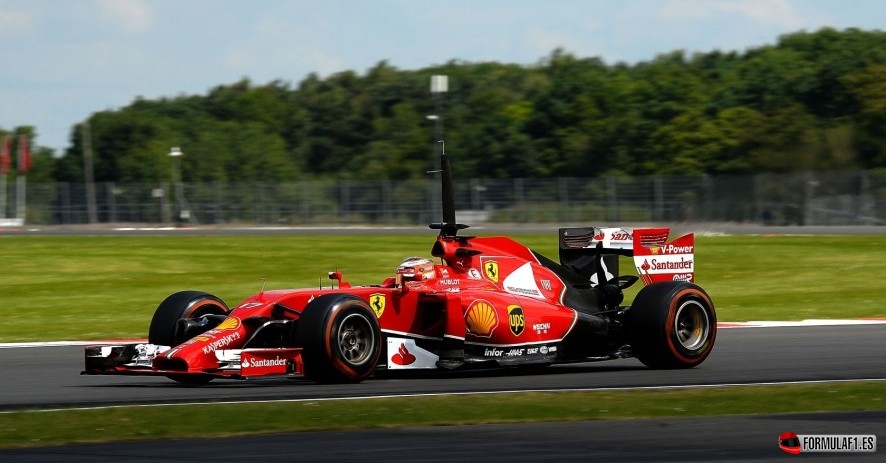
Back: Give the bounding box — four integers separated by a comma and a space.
6, 27, 886, 185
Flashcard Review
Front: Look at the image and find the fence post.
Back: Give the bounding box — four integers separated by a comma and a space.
300, 181, 309, 223
341, 179, 350, 223
702, 174, 714, 220
606, 176, 616, 222
803, 171, 817, 226
653, 175, 663, 222
60, 182, 69, 224
215, 181, 223, 224
470, 178, 480, 211
107, 182, 115, 223
515, 178, 524, 222
558, 177, 569, 222
858, 170, 870, 224
383, 179, 392, 223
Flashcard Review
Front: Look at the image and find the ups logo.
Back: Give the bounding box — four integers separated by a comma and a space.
508, 305, 524, 336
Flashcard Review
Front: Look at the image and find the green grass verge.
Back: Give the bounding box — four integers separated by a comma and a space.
1, 233, 885, 342
2, 382, 884, 448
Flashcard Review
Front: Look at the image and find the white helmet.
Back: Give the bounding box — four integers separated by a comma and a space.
397, 256, 436, 281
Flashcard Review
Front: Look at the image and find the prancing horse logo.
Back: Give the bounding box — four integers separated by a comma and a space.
369, 293, 385, 318
484, 260, 499, 283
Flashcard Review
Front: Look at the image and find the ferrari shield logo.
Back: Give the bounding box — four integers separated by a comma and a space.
484, 260, 499, 283
369, 293, 385, 318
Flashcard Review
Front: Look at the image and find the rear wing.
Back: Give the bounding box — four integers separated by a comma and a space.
558, 227, 695, 285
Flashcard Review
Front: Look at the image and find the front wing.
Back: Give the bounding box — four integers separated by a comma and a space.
82, 343, 304, 379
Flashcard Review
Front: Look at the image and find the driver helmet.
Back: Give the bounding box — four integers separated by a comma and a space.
397, 256, 436, 281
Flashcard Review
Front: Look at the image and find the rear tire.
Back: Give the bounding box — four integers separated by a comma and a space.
148, 291, 229, 385
297, 294, 382, 383
626, 282, 716, 369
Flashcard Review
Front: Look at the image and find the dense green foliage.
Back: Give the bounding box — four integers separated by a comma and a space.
6, 28, 886, 183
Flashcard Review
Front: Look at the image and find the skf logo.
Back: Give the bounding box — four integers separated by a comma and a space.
484, 260, 499, 283
465, 300, 497, 337
369, 293, 385, 318
508, 305, 524, 336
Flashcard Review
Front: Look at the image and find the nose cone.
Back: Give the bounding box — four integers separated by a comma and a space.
154, 317, 246, 372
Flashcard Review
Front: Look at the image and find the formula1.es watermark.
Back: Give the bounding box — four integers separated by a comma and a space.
779, 432, 876, 454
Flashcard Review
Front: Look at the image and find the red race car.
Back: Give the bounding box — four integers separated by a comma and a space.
84, 151, 716, 384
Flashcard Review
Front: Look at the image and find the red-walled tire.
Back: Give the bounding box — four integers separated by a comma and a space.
297, 294, 382, 383
626, 282, 716, 369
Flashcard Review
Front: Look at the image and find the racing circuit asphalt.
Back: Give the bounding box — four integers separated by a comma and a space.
1, 325, 885, 462
2, 325, 886, 410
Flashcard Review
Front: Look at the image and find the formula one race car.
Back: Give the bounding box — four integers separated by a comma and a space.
84, 150, 716, 384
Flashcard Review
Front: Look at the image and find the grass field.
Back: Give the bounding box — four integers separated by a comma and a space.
1, 233, 885, 342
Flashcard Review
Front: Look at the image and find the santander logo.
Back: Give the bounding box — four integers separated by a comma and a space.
392, 343, 416, 365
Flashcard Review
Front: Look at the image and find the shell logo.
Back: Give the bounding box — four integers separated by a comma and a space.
465, 300, 498, 337
215, 317, 240, 331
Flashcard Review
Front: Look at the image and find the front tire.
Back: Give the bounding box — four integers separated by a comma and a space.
626, 282, 716, 369
297, 294, 382, 383
148, 291, 229, 385
148, 291, 230, 346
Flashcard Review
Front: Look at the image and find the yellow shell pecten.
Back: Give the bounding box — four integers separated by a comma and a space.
466, 301, 497, 336
215, 317, 240, 331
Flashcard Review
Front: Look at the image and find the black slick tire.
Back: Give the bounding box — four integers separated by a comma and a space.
297, 294, 382, 383
626, 282, 716, 369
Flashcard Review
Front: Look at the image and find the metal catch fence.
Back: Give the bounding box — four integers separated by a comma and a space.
4, 170, 884, 226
